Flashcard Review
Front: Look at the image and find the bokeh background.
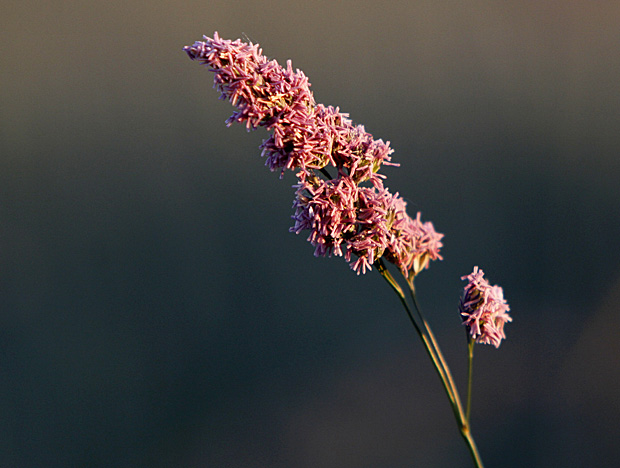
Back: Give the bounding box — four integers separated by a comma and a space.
2, 1, 620, 467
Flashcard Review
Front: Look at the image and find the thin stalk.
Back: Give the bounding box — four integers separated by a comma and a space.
466, 336, 475, 423
394, 271, 484, 468
461, 426, 484, 468
407, 283, 465, 422
375, 260, 459, 417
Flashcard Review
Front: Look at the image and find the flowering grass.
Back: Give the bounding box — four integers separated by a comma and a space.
184, 32, 511, 468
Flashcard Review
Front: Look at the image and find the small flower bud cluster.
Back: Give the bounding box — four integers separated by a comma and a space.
459, 267, 512, 348
184, 33, 443, 275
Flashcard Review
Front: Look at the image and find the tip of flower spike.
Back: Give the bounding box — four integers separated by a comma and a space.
182, 32, 226, 61
183, 45, 195, 59
183, 40, 207, 61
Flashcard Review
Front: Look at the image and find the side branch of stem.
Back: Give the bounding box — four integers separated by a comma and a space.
374, 260, 484, 468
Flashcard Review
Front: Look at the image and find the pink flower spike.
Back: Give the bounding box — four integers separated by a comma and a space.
459, 267, 512, 348
185, 34, 435, 275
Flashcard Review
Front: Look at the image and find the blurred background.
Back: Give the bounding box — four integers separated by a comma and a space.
2, 1, 620, 467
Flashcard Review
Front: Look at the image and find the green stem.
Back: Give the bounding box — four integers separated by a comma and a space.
375, 261, 457, 409
408, 283, 462, 414
375, 261, 484, 468
407, 280, 483, 467
466, 337, 475, 423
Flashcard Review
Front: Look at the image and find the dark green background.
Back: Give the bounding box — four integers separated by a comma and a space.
2, 1, 620, 466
